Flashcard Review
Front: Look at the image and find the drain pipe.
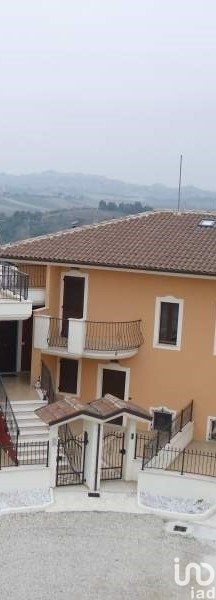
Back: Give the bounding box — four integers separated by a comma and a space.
88, 423, 101, 498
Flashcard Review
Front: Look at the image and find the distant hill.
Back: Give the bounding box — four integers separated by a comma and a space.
0, 205, 146, 243
0, 171, 216, 214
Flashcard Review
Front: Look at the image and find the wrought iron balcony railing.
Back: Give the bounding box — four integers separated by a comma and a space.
84, 320, 144, 352
0, 263, 29, 301
17, 264, 46, 288
47, 317, 144, 353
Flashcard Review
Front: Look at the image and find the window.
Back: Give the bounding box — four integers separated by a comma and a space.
153, 297, 183, 350
58, 358, 80, 394
199, 219, 215, 228
159, 302, 179, 345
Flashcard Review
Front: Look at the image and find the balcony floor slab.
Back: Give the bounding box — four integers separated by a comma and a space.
2, 374, 39, 402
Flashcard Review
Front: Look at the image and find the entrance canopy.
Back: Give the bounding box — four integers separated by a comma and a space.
36, 394, 152, 426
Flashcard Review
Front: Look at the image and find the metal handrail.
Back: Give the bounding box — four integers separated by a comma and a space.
135, 401, 194, 461
41, 361, 56, 404
0, 262, 29, 300
0, 377, 19, 457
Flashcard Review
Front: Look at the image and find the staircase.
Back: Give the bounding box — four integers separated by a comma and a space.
10, 399, 49, 443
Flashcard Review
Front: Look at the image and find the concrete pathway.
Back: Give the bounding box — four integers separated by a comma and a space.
47, 481, 145, 514
46, 480, 216, 525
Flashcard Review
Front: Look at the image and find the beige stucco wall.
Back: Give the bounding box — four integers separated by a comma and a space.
31, 264, 216, 440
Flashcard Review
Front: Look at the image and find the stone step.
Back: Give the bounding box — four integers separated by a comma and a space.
18, 433, 49, 442
16, 414, 46, 425
11, 401, 46, 413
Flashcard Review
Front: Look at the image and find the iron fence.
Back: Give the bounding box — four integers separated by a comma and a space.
141, 445, 216, 478
56, 433, 88, 486
101, 431, 125, 480
0, 263, 29, 300
134, 430, 169, 460
85, 320, 144, 352
134, 401, 194, 460
47, 317, 68, 348
0, 377, 19, 453
41, 362, 56, 404
0, 441, 49, 468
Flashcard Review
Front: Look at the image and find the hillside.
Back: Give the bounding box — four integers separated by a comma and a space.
0, 171, 216, 214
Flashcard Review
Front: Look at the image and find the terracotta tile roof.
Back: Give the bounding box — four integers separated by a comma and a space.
1, 210, 216, 276
36, 394, 152, 426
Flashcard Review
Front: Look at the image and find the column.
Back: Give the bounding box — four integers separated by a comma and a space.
83, 419, 104, 496
48, 424, 59, 487
122, 419, 137, 481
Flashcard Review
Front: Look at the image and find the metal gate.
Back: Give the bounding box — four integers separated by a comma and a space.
56, 432, 88, 486
101, 430, 125, 481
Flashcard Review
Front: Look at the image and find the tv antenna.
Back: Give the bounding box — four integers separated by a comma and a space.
178, 154, 183, 212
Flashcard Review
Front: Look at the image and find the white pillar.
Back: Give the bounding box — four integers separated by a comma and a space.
34, 315, 50, 350
48, 424, 58, 487
68, 319, 85, 355
122, 419, 137, 481
83, 420, 103, 493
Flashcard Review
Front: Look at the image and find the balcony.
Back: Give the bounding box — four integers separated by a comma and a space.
17, 263, 46, 306
0, 263, 32, 320
34, 316, 144, 359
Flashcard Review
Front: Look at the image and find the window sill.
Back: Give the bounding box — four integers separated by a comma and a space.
153, 342, 181, 351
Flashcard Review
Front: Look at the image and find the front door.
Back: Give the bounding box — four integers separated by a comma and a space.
62, 276, 85, 337
101, 368, 126, 425
153, 410, 172, 433
21, 315, 33, 372
0, 321, 17, 373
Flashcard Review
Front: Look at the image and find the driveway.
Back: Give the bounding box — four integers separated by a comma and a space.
0, 512, 216, 600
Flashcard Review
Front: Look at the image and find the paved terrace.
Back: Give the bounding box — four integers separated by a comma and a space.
2, 374, 39, 402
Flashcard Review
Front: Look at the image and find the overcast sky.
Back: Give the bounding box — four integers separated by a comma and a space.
0, 1, 215, 189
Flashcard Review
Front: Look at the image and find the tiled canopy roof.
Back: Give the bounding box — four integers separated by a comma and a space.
36, 394, 152, 426
1, 211, 216, 275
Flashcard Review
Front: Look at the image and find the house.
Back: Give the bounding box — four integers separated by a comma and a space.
0, 210, 216, 493
0, 210, 216, 439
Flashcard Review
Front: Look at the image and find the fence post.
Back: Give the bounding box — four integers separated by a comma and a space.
46, 441, 49, 468
15, 430, 19, 465
156, 430, 160, 455
181, 448, 185, 475
142, 444, 146, 470
180, 409, 183, 432
134, 433, 138, 459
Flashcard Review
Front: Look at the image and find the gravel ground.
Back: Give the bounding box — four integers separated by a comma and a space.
0, 511, 216, 600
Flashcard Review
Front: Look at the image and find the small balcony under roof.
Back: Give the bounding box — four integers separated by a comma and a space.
0, 263, 32, 320
34, 316, 144, 360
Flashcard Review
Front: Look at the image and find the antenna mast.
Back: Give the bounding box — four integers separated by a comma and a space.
178, 154, 183, 211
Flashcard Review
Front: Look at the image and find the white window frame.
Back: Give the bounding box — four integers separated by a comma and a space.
206, 416, 216, 440
213, 320, 216, 355
59, 270, 89, 321
148, 405, 176, 431
56, 357, 82, 397
153, 296, 184, 351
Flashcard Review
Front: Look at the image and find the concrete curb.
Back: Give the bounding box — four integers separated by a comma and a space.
137, 497, 216, 522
